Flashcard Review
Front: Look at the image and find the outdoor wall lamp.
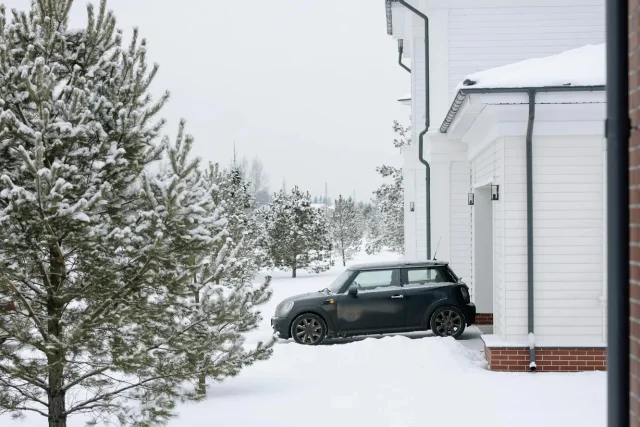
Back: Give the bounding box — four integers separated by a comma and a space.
467, 193, 474, 206
410, 202, 415, 212
491, 185, 499, 201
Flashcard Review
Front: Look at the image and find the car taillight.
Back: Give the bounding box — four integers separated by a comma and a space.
460, 286, 470, 303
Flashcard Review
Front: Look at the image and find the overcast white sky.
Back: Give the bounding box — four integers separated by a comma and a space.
4, 0, 409, 201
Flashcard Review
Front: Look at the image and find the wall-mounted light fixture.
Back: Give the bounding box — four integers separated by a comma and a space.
410, 202, 415, 212
468, 193, 474, 206
491, 184, 499, 201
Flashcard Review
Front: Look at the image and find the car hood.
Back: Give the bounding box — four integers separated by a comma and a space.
281, 291, 328, 304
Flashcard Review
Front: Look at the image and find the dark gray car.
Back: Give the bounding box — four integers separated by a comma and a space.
271, 260, 476, 345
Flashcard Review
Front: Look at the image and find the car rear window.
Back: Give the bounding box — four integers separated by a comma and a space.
405, 267, 454, 286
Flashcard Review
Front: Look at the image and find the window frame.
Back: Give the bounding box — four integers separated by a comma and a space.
400, 266, 456, 287
343, 268, 401, 293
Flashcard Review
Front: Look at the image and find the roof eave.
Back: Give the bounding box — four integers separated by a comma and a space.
439, 85, 606, 133
385, 0, 397, 35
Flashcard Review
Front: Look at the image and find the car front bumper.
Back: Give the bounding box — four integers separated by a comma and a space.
271, 316, 290, 339
463, 302, 476, 326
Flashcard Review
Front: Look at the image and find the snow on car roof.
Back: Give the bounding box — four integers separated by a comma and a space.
348, 260, 448, 270
455, 43, 605, 92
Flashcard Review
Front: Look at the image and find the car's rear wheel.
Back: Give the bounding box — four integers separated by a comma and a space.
430, 306, 466, 338
291, 313, 327, 345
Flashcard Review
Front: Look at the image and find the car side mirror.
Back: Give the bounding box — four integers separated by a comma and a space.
348, 285, 358, 297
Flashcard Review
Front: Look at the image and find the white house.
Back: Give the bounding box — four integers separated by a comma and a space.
384, 0, 607, 371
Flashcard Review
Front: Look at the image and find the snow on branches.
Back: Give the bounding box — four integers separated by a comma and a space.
0, 2, 272, 425
329, 195, 363, 266
261, 187, 332, 278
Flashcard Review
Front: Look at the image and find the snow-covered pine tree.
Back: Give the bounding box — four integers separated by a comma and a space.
0, 2, 269, 425
262, 187, 332, 278
329, 195, 362, 266
366, 166, 404, 255
362, 200, 384, 253
392, 118, 411, 148
206, 162, 268, 281
365, 119, 407, 255
152, 126, 273, 398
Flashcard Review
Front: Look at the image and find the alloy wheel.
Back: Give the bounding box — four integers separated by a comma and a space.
434, 309, 462, 337
294, 317, 323, 344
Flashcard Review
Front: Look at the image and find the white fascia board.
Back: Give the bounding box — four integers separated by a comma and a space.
462, 102, 605, 159
431, 0, 604, 8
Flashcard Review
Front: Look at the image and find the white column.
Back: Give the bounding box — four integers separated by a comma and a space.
428, 160, 452, 261
424, 134, 469, 263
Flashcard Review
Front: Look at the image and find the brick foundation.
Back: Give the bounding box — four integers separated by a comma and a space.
484, 344, 607, 372
475, 313, 493, 325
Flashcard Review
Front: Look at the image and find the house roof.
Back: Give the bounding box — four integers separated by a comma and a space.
441, 44, 606, 133
454, 44, 605, 92
398, 93, 411, 102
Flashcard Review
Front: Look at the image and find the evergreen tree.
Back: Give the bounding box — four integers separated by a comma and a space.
360, 200, 383, 252
157, 133, 273, 398
262, 187, 332, 278
206, 162, 267, 283
392, 119, 412, 147
366, 166, 404, 254
0, 2, 271, 425
329, 195, 363, 266
365, 118, 408, 255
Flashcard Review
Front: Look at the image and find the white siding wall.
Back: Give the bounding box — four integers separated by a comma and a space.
403, 166, 418, 260
502, 135, 606, 346
411, 32, 427, 137
447, 4, 605, 101
470, 139, 506, 338
414, 172, 427, 260
406, 32, 427, 260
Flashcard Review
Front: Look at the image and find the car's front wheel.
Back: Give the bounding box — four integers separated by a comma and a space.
291, 313, 327, 345
430, 306, 466, 338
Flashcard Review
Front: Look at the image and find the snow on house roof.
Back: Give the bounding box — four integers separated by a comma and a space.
398, 93, 411, 102
441, 44, 606, 133
455, 44, 605, 92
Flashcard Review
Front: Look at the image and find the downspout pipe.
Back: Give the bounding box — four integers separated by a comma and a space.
440, 84, 605, 372
398, 40, 411, 73
526, 90, 536, 371
606, 0, 629, 423
398, 0, 431, 259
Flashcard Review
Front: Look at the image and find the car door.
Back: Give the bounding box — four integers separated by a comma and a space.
337, 268, 407, 332
402, 266, 453, 328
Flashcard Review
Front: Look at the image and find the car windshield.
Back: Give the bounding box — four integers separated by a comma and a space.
327, 270, 353, 293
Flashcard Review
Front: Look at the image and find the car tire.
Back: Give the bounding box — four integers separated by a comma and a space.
290, 313, 327, 345
430, 306, 466, 339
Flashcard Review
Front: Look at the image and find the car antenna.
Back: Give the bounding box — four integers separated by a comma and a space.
433, 237, 442, 260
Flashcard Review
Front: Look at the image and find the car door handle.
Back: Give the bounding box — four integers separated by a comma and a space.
390, 294, 404, 299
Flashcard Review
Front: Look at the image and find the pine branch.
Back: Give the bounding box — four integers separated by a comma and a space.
0, 378, 49, 408
8, 405, 49, 417
62, 367, 108, 392
6, 283, 48, 341
65, 373, 182, 416
0, 364, 48, 390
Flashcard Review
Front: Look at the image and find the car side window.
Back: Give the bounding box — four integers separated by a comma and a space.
405, 267, 449, 287
351, 269, 400, 292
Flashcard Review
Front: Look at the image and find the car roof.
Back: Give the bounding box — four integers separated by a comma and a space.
347, 260, 449, 271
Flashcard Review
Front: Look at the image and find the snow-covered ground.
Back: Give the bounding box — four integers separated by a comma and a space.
1, 251, 606, 427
